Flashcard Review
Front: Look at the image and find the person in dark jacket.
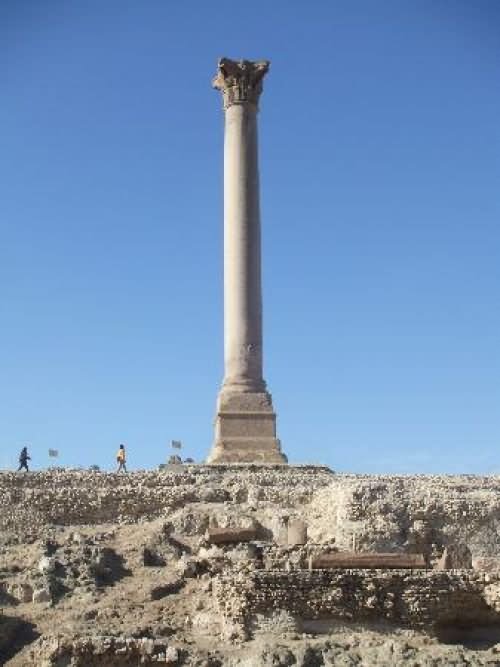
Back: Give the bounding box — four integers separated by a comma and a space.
17, 446, 31, 472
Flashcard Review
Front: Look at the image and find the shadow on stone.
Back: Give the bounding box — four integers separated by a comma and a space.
167, 533, 192, 555
0, 585, 19, 606
91, 548, 131, 587
51, 578, 71, 604
434, 591, 500, 649
0, 613, 40, 663
435, 623, 500, 650
150, 578, 185, 601
143, 546, 167, 567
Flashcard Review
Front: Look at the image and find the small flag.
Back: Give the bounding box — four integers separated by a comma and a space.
171, 440, 182, 449
48, 449, 59, 458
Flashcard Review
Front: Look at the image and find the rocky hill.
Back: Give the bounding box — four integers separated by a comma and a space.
1, 466, 500, 666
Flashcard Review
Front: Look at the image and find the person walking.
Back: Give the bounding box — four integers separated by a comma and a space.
17, 446, 31, 472
116, 444, 127, 473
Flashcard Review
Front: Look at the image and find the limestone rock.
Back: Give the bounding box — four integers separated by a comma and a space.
38, 556, 56, 575
165, 645, 179, 663
435, 544, 473, 570
32, 586, 51, 603
287, 520, 307, 546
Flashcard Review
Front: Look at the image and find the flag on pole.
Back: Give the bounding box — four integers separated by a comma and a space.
171, 440, 182, 449
48, 449, 59, 458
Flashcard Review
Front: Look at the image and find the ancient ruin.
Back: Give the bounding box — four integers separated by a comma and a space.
208, 58, 286, 464
1, 60, 498, 667
2, 468, 500, 665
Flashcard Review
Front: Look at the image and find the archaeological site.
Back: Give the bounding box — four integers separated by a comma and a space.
2, 59, 499, 667
3, 467, 500, 665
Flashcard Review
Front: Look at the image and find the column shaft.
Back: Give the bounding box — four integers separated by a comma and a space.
223, 104, 265, 392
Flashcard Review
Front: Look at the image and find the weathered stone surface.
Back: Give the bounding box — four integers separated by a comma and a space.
26, 630, 500, 667
4, 470, 500, 563
211, 393, 286, 464
28, 635, 179, 666
212, 57, 269, 110
37, 556, 55, 575
305, 474, 500, 559
474, 556, 500, 572
32, 587, 51, 603
435, 543, 473, 570
214, 569, 500, 638
0, 466, 331, 536
1, 581, 34, 605
287, 520, 307, 546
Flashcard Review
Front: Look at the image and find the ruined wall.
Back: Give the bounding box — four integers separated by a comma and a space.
214, 569, 500, 638
3, 469, 500, 667
0, 466, 332, 536
2, 469, 500, 561
306, 475, 500, 559
26, 636, 179, 667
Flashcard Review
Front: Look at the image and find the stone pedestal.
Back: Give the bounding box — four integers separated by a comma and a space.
210, 391, 285, 463
208, 58, 286, 465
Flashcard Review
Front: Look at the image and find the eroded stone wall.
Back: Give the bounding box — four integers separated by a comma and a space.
0, 466, 333, 536
27, 636, 179, 667
2, 470, 500, 563
214, 569, 500, 638
306, 475, 500, 559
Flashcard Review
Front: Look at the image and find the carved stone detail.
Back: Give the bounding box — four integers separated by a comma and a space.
212, 57, 269, 110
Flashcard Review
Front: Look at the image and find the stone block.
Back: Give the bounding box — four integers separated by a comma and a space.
473, 557, 500, 572
287, 520, 307, 546
38, 556, 56, 574
207, 527, 258, 545
5, 582, 33, 603
311, 552, 427, 570
15, 583, 34, 603
435, 544, 472, 570
32, 587, 52, 603
165, 646, 179, 663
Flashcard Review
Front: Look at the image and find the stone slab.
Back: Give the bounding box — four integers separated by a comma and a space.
311, 552, 427, 570
207, 527, 258, 544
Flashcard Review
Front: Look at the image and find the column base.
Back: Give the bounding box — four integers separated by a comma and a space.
207, 391, 287, 464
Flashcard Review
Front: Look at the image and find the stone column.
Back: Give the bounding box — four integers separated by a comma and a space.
207, 58, 286, 464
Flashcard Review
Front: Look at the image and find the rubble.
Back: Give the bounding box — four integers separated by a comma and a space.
2, 467, 500, 665
26, 635, 181, 666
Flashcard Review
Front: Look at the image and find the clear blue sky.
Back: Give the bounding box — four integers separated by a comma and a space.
1, 1, 499, 473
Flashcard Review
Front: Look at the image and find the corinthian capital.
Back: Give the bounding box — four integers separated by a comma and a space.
213, 57, 270, 110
